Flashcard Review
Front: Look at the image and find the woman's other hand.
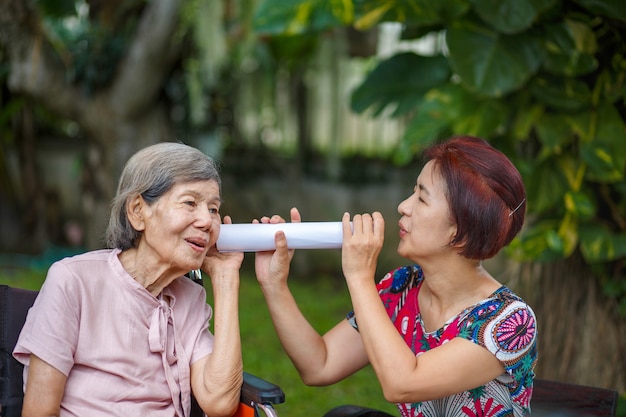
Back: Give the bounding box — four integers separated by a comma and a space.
254, 207, 301, 291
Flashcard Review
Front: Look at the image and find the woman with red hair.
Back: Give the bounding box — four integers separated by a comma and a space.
256, 136, 537, 417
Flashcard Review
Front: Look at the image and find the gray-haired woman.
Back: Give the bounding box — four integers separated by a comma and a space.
14, 142, 244, 417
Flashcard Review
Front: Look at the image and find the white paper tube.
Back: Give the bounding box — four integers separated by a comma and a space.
217, 222, 345, 252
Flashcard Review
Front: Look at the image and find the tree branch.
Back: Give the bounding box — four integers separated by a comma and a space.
109, 0, 183, 117
0, 0, 88, 121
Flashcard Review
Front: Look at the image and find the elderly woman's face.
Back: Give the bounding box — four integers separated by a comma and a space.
136, 179, 222, 272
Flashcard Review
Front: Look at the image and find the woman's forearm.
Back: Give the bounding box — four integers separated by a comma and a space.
260, 283, 334, 385
199, 274, 243, 416
345, 278, 419, 400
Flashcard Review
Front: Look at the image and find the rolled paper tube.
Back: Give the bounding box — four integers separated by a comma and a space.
217, 222, 346, 252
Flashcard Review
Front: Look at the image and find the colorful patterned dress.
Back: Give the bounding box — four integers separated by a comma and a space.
347, 265, 537, 417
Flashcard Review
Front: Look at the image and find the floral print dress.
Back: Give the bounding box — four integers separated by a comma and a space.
347, 265, 537, 417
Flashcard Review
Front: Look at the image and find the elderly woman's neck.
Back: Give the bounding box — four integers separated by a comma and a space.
118, 249, 181, 297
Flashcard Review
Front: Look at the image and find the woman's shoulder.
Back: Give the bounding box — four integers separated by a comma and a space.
460, 287, 537, 357
44, 249, 121, 287
41, 249, 155, 307
463, 286, 536, 324
492, 287, 536, 321
51, 248, 117, 268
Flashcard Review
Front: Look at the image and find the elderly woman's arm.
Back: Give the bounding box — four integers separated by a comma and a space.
22, 355, 67, 417
191, 246, 244, 417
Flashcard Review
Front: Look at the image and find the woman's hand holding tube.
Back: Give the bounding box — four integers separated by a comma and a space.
202, 215, 244, 287
341, 212, 385, 287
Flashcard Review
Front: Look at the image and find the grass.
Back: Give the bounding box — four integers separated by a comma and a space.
0, 266, 48, 290
0, 263, 397, 417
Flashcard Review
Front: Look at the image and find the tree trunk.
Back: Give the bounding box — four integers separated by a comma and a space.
80, 107, 175, 249
0, 0, 183, 249
513, 253, 626, 392
16, 104, 48, 251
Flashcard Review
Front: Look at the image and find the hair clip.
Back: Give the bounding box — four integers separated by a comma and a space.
509, 198, 526, 217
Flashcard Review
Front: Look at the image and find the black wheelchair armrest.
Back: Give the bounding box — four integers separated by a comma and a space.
241, 372, 285, 405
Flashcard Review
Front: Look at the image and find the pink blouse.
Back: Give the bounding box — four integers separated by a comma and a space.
14, 249, 214, 417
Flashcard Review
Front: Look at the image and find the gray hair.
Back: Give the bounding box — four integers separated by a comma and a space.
106, 142, 221, 250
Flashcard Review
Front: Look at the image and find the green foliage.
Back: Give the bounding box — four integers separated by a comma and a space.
35, 0, 136, 93
36, 0, 77, 18
253, 0, 355, 34
253, 0, 626, 313
350, 53, 451, 116
446, 22, 545, 96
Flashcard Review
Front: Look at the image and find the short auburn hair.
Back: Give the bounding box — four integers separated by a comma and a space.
424, 136, 526, 260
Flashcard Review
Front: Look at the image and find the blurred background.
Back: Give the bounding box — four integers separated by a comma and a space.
0, 0, 625, 415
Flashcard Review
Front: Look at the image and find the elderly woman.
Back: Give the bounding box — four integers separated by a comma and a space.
14, 142, 243, 417
256, 136, 537, 417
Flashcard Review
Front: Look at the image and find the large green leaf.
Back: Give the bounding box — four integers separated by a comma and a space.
512, 103, 543, 140
394, 82, 509, 163
556, 155, 586, 191
581, 103, 626, 182
393, 85, 476, 164
580, 224, 626, 262
354, 0, 471, 29
535, 113, 575, 154
394, 118, 446, 165
510, 210, 583, 263
529, 76, 591, 112
582, 142, 625, 182
563, 111, 592, 141
450, 97, 508, 138
471, 0, 538, 34
352, 0, 396, 29
350, 53, 451, 116
557, 213, 580, 256
564, 190, 596, 220
253, 0, 353, 34
573, 0, 626, 21
507, 220, 566, 262
394, 97, 450, 164
446, 23, 545, 97
524, 159, 569, 214
542, 20, 598, 77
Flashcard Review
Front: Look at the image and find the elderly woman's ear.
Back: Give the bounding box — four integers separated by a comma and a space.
127, 194, 147, 232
